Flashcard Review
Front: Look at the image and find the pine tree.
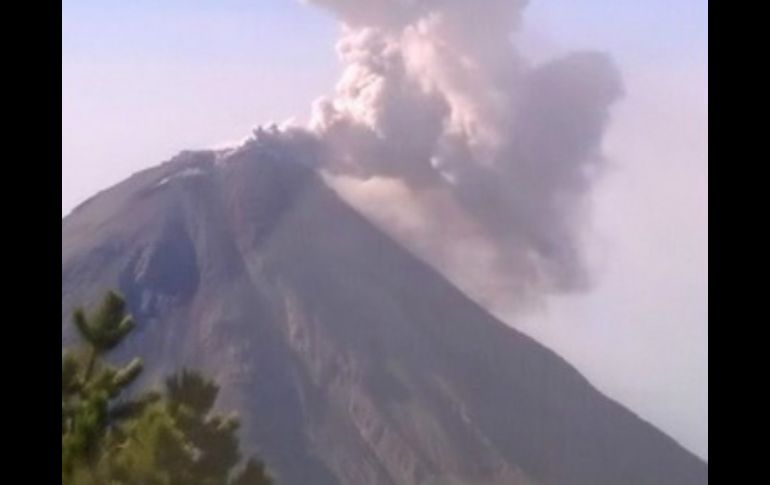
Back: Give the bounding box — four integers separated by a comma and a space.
62, 291, 273, 485
163, 369, 272, 485
62, 291, 149, 484
73, 290, 135, 380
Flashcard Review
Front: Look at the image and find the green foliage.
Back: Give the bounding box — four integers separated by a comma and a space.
62, 292, 147, 482
73, 291, 134, 350
108, 401, 194, 484
166, 370, 219, 417
62, 291, 273, 485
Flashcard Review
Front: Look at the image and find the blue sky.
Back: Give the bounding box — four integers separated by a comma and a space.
63, 0, 337, 68
524, 0, 707, 63
62, 0, 708, 459
63, 0, 338, 214
63, 0, 706, 72
63, 0, 706, 214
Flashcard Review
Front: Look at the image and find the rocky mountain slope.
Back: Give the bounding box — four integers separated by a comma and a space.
62, 138, 708, 485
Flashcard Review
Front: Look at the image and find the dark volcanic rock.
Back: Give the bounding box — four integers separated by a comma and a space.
62, 138, 707, 485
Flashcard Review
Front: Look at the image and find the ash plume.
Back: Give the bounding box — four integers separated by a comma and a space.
261, 0, 623, 309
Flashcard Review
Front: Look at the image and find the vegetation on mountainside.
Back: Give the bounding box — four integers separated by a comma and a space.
62, 291, 272, 485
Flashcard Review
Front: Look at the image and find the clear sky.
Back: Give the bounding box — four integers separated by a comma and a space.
62, 0, 339, 214
62, 0, 708, 459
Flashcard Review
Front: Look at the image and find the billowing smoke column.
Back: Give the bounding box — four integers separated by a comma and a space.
275, 0, 622, 310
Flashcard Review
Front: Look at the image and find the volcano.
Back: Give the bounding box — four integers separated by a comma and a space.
62, 138, 707, 485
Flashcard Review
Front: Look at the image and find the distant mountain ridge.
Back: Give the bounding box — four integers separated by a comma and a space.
62, 139, 707, 485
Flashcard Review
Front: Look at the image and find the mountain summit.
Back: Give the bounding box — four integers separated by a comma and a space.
62, 139, 707, 485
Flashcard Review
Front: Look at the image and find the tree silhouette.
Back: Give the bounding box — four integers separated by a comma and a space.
62, 291, 273, 485
72, 290, 135, 380
62, 292, 148, 482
